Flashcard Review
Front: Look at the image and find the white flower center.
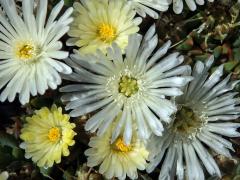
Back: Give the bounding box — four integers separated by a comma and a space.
173, 105, 207, 141
105, 67, 146, 107
118, 76, 139, 97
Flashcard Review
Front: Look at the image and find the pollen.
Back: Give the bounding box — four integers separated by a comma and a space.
48, 127, 61, 142
97, 23, 116, 43
16, 43, 36, 60
112, 138, 132, 152
119, 76, 139, 97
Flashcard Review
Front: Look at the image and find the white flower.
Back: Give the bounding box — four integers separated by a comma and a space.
128, 0, 171, 19
60, 25, 192, 144
147, 56, 240, 180
67, 0, 141, 55
0, 171, 9, 180
172, 0, 214, 14
0, 0, 73, 105
85, 123, 149, 180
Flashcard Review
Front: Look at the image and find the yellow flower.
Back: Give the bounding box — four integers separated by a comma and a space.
20, 105, 76, 168
85, 125, 149, 179
67, 0, 141, 54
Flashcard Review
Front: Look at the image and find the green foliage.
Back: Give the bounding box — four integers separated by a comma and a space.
224, 61, 239, 72
64, 0, 74, 6
0, 131, 18, 148
0, 146, 14, 169
39, 167, 54, 180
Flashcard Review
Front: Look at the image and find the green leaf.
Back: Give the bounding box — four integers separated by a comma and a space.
176, 38, 194, 51
233, 36, 240, 47
0, 131, 18, 148
234, 65, 240, 74
224, 61, 239, 72
233, 175, 240, 180
12, 147, 24, 159
194, 54, 211, 62
40, 167, 54, 180
64, 0, 74, 6
222, 44, 230, 55
233, 48, 240, 61
213, 46, 222, 59
30, 97, 53, 109
235, 163, 240, 175
0, 146, 14, 168
230, 2, 240, 22
63, 167, 75, 180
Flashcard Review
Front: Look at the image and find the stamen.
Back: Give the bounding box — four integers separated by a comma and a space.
48, 127, 60, 142
173, 106, 206, 140
119, 76, 139, 97
16, 43, 36, 60
112, 138, 132, 152
98, 23, 116, 43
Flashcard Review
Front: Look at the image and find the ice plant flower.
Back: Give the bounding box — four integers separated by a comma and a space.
60, 25, 192, 144
67, 0, 141, 54
0, 0, 73, 105
172, 0, 214, 14
128, 0, 171, 19
0, 171, 9, 180
147, 56, 240, 180
85, 124, 149, 179
20, 105, 76, 168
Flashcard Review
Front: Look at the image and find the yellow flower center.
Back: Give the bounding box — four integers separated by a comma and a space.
48, 127, 60, 142
16, 43, 36, 60
112, 138, 132, 152
119, 76, 139, 97
97, 23, 116, 43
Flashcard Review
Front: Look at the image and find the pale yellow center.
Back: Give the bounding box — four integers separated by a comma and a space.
98, 23, 116, 43
119, 76, 139, 97
16, 43, 36, 60
48, 127, 60, 142
112, 138, 132, 152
